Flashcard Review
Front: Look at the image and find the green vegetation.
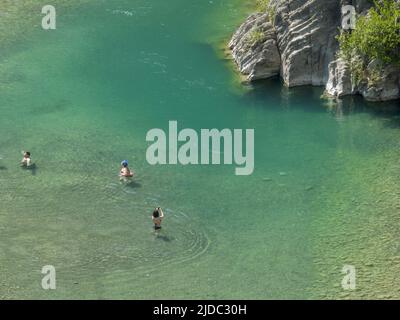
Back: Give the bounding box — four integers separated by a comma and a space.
255, 0, 276, 25
256, 0, 270, 12
246, 29, 267, 46
337, 0, 400, 84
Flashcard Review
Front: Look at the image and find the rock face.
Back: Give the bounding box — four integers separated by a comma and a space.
326, 58, 400, 101
360, 63, 400, 102
229, 0, 400, 102
230, 0, 342, 86
229, 13, 280, 81
272, 0, 341, 86
326, 57, 354, 97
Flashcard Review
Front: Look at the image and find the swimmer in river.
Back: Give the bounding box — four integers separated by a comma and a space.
152, 207, 164, 231
119, 160, 134, 180
21, 151, 32, 167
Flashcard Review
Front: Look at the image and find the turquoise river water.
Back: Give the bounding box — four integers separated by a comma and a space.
1, 0, 400, 299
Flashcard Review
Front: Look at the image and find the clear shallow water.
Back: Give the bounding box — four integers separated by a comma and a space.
1, 0, 400, 299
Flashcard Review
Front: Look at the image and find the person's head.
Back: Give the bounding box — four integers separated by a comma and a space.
25, 152, 31, 157
153, 208, 160, 218
121, 160, 128, 168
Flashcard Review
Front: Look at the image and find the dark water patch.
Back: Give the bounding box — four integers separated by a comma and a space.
381, 116, 400, 129
243, 78, 400, 120
21, 163, 37, 175
331, 95, 400, 117
30, 99, 71, 116
155, 233, 173, 242
0, 71, 26, 85
124, 180, 142, 189
240, 78, 327, 113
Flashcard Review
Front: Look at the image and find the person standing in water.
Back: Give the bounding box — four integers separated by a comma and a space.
21, 151, 32, 167
119, 160, 134, 180
152, 207, 164, 231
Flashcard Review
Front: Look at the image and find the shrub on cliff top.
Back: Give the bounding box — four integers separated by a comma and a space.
256, 0, 270, 12
338, 0, 400, 67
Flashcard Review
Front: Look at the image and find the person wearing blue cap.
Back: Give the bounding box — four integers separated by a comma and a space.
119, 160, 134, 180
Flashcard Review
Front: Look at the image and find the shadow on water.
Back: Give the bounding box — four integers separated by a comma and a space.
381, 116, 400, 129
22, 164, 37, 176
30, 99, 71, 116
241, 77, 400, 120
155, 233, 173, 242
0, 71, 26, 85
361, 101, 400, 129
240, 77, 329, 113
328, 95, 400, 126
125, 180, 142, 189
0, 166, 7, 170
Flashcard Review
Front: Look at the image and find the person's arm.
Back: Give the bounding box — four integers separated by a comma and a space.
159, 208, 164, 219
